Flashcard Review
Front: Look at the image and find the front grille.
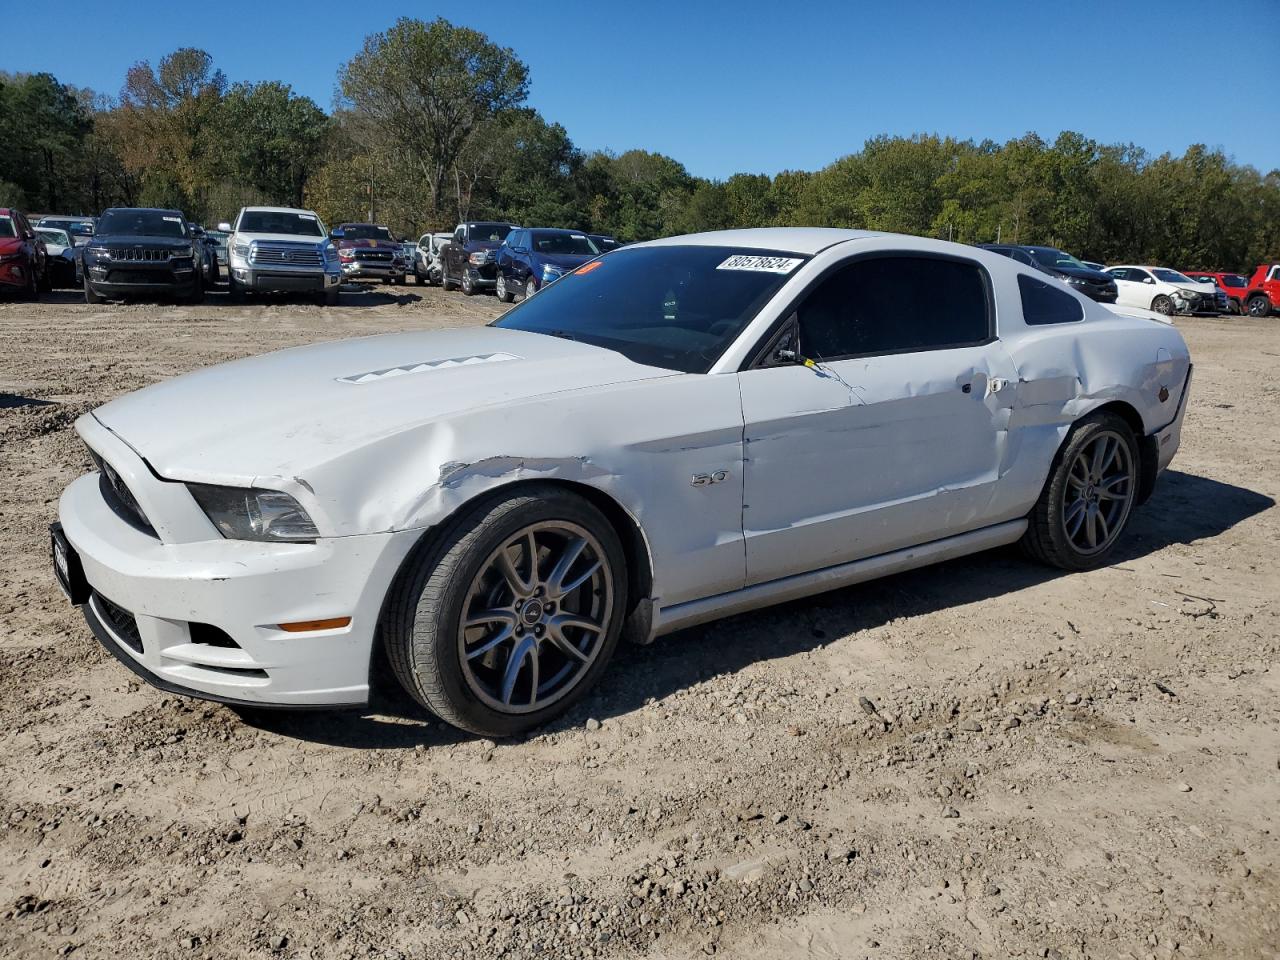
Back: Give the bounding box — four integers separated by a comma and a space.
251, 243, 322, 266
352, 250, 393, 262
88, 450, 156, 536
108, 247, 173, 263
106, 269, 172, 285
94, 593, 143, 654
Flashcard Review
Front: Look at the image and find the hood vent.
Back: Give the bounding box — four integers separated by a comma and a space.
337, 352, 520, 385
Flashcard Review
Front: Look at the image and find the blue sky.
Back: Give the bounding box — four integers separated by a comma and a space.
7, 0, 1277, 179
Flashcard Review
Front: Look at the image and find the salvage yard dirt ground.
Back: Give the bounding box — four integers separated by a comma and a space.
1, 289, 1277, 960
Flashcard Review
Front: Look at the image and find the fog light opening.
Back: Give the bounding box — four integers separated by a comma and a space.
276, 617, 352, 633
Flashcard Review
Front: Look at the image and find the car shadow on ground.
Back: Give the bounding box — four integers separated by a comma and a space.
235, 469, 1273, 749
0, 394, 56, 409
36, 285, 427, 308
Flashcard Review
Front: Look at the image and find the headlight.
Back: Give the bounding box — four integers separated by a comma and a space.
232, 241, 251, 259
468, 250, 490, 266
187, 484, 319, 542
542, 263, 566, 283
1065, 276, 1087, 285
323, 243, 339, 262
0, 251, 23, 263
86, 245, 111, 260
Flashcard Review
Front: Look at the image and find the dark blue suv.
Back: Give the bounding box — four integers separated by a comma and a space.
494, 228, 601, 302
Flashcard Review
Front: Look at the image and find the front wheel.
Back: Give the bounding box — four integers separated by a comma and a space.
1021, 412, 1139, 571
82, 276, 102, 304
495, 273, 514, 303
322, 285, 339, 307
461, 272, 476, 296
1151, 294, 1174, 316
442, 267, 458, 291
383, 486, 628, 737
1247, 295, 1272, 318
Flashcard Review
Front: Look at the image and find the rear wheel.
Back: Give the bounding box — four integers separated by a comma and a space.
1247, 295, 1272, 318
1151, 294, 1174, 316
1021, 412, 1139, 571
383, 486, 627, 737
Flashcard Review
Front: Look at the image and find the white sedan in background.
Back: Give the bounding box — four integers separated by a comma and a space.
53, 229, 1192, 736
1106, 265, 1223, 316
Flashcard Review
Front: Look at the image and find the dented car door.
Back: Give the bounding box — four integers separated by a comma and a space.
737, 253, 1019, 585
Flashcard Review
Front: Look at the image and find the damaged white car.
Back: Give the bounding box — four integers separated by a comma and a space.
52, 229, 1192, 736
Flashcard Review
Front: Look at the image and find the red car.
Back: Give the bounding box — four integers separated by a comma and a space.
0, 208, 50, 299
1182, 270, 1251, 314
1241, 264, 1280, 318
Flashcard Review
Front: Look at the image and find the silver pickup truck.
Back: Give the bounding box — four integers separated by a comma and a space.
218, 206, 342, 305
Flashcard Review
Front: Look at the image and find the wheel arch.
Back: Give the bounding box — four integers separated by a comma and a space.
367, 477, 657, 691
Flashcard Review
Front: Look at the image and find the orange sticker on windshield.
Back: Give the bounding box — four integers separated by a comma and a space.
574, 261, 604, 276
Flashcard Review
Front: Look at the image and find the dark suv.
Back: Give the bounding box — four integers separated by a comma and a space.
979, 244, 1118, 303
441, 221, 517, 295
82, 208, 204, 303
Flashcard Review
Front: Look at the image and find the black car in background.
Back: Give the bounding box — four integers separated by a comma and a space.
441, 221, 517, 295
979, 243, 1118, 303
82, 208, 204, 304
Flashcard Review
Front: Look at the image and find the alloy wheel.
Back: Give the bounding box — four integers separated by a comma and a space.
458, 521, 613, 714
1061, 430, 1135, 556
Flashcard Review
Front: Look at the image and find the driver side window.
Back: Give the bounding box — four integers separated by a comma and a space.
796, 255, 992, 361
454, 227, 465, 244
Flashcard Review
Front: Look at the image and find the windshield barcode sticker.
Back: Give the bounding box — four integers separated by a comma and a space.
717, 255, 803, 274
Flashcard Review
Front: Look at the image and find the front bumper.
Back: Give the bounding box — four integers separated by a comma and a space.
465, 264, 497, 287
232, 262, 340, 293
0, 260, 33, 289
57, 423, 420, 707
341, 260, 404, 281
87, 264, 199, 296
1156, 364, 1193, 475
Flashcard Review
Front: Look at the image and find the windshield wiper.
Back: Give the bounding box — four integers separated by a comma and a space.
545, 328, 579, 342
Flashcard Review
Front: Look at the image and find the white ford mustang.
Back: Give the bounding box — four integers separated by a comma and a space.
53, 228, 1192, 736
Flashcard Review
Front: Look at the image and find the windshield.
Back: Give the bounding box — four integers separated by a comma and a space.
493, 246, 806, 373
98, 210, 187, 238
239, 210, 325, 237
531, 231, 598, 256
0, 217, 15, 238
592, 236, 622, 251
37, 229, 70, 246
341, 224, 394, 241
471, 223, 513, 243
1153, 268, 1193, 283
41, 219, 94, 238
1031, 248, 1088, 270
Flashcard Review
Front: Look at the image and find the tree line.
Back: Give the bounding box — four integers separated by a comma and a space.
2, 17, 1277, 270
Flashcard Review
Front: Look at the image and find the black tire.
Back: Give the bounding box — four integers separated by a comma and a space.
323, 285, 339, 307
1247, 295, 1271, 318
1228, 298, 1241, 316
495, 272, 514, 303
1151, 294, 1173, 316
442, 267, 458, 291
82, 275, 102, 304
525, 277, 538, 300
38, 262, 52, 293
1021, 411, 1139, 571
185, 274, 204, 304
461, 272, 476, 296
227, 274, 245, 303
383, 485, 628, 737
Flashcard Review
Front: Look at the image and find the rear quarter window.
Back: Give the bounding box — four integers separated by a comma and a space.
1019, 274, 1084, 325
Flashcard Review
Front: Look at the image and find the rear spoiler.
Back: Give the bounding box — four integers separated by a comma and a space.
1104, 303, 1174, 325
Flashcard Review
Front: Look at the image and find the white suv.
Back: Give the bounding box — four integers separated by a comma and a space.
218, 206, 342, 305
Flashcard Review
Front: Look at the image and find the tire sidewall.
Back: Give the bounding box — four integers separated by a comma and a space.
399, 488, 628, 737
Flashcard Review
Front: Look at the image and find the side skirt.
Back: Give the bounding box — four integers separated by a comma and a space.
651, 519, 1028, 638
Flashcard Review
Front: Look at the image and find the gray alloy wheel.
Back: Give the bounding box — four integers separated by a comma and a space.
461, 272, 476, 296
496, 272, 513, 303
457, 521, 613, 715
1060, 429, 1136, 557
1020, 411, 1139, 571
1247, 295, 1271, 318
1151, 294, 1174, 316
382, 485, 628, 737
525, 277, 537, 300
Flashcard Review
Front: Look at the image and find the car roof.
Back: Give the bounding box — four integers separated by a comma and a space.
638, 227, 884, 256
242, 206, 319, 215
338, 222, 386, 228
101, 207, 184, 216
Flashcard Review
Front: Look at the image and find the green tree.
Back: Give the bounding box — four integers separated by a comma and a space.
339, 17, 529, 221
219, 82, 330, 207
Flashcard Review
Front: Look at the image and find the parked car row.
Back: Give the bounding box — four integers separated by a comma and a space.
979, 241, 1279, 318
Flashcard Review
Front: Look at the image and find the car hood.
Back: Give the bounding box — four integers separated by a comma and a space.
237, 232, 328, 245
92, 326, 677, 484
94, 234, 192, 250
1054, 265, 1114, 283
537, 252, 597, 270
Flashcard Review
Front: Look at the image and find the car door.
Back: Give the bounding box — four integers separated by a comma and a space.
1108, 268, 1143, 307
736, 252, 1018, 585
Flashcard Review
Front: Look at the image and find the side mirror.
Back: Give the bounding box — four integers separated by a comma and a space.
329, 230, 344, 240
217, 222, 232, 232
1143, 277, 1155, 284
